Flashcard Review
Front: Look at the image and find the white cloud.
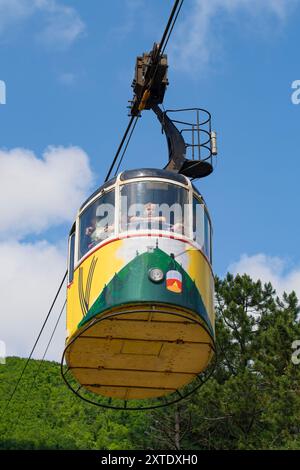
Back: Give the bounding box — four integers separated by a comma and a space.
228, 253, 300, 298
0, 146, 94, 239
0, 0, 35, 34
37, 0, 85, 48
0, 143, 94, 361
0, 0, 85, 47
170, 0, 297, 72
109, 0, 144, 41
0, 240, 66, 360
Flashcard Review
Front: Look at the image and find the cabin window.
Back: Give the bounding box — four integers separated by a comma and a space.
79, 189, 115, 259
120, 181, 189, 236
68, 232, 75, 283
204, 210, 212, 262
193, 197, 204, 248
193, 197, 212, 263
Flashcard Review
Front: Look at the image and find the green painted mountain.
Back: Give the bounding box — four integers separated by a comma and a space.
79, 247, 213, 335
1, 274, 300, 450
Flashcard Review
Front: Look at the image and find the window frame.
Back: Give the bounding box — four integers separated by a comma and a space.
74, 174, 213, 268
68, 231, 76, 284
118, 178, 191, 238
192, 193, 213, 263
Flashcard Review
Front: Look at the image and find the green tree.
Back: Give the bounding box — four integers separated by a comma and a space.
1, 274, 299, 450
149, 274, 300, 450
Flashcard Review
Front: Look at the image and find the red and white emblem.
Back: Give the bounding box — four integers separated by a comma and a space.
166, 270, 182, 293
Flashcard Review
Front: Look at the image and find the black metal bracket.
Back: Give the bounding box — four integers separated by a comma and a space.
152, 104, 186, 173
152, 106, 216, 179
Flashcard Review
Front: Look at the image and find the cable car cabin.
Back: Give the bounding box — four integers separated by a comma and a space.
65, 168, 215, 401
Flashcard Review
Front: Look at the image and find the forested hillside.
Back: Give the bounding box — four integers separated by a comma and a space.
1, 274, 300, 450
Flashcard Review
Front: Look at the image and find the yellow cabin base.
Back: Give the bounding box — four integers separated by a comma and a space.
65, 304, 215, 400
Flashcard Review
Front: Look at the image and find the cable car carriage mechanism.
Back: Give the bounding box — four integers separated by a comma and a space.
62, 41, 218, 410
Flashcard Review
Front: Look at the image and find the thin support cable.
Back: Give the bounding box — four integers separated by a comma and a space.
114, 116, 139, 176
10, 300, 66, 431
0, 271, 67, 419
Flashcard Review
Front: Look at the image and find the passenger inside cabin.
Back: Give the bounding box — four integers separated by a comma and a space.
85, 216, 114, 247
128, 202, 166, 230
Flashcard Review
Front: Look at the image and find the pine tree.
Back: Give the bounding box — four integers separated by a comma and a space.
1, 273, 300, 449
149, 274, 300, 449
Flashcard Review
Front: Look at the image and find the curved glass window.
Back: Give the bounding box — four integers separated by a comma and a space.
79, 190, 115, 259
204, 210, 212, 262
120, 181, 189, 236
68, 232, 75, 283
193, 196, 212, 263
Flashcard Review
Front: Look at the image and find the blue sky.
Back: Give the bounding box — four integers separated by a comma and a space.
0, 0, 300, 358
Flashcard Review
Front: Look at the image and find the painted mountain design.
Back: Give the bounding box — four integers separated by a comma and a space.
78, 247, 213, 337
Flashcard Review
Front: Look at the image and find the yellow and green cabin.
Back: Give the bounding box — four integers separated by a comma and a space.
65, 168, 215, 401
